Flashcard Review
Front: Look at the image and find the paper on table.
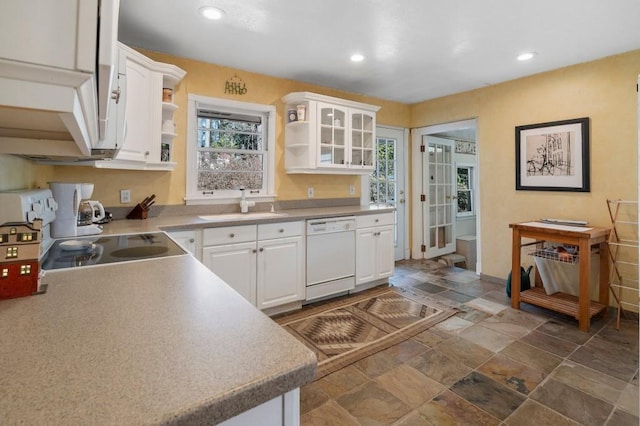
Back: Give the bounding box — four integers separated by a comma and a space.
520, 221, 593, 232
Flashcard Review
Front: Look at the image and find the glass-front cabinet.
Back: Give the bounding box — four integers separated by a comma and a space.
350, 109, 375, 168
319, 103, 347, 166
282, 92, 379, 174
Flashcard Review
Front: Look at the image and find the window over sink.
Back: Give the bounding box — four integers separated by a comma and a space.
186, 94, 275, 204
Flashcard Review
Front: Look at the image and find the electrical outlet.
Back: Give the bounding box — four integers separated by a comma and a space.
307, 187, 314, 198
120, 189, 131, 204
349, 184, 355, 195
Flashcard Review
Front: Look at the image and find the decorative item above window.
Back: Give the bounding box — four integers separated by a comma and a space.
515, 117, 590, 192
455, 140, 476, 155
225, 74, 247, 95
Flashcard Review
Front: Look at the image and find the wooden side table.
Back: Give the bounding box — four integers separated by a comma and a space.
510, 221, 610, 331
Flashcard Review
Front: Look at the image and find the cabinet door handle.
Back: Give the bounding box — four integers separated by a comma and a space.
278, 229, 284, 233
252, 249, 257, 253
111, 87, 121, 104
375, 219, 379, 222
229, 233, 235, 238
188, 238, 195, 243
259, 247, 264, 252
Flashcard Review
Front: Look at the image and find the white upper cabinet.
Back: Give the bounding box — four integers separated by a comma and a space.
114, 49, 158, 164
93, 43, 185, 170
0, 0, 121, 159
282, 92, 379, 174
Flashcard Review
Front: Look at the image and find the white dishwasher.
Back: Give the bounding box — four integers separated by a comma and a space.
306, 216, 356, 301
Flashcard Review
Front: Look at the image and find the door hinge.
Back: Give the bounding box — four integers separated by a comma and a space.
420, 145, 425, 153
420, 194, 426, 202
421, 244, 426, 252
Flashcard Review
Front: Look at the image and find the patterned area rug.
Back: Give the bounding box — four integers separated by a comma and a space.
276, 287, 458, 380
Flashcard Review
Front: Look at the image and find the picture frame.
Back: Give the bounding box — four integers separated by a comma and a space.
515, 117, 590, 192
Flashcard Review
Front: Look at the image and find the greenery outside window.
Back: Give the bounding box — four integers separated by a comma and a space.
456, 164, 474, 216
186, 94, 275, 204
370, 137, 395, 205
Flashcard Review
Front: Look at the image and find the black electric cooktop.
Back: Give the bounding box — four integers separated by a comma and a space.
41, 232, 187, 271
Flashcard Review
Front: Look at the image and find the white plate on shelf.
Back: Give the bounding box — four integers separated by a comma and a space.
59, 240, 95, 252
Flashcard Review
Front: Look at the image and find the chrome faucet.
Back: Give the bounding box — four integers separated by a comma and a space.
239, 188, 255, 213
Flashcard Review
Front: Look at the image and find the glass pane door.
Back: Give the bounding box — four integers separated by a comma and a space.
424, 136, 456, 257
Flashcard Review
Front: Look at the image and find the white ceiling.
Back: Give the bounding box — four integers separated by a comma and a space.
118, 0, 640, 104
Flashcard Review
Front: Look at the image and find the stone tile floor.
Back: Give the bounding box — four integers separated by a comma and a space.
299, 259, 639, 426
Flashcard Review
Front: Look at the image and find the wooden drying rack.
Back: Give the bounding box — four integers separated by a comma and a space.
509, 221, 610, 332
606, 199, 639, 329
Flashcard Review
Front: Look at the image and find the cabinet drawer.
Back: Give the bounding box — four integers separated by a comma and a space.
258, 221, 303, 240
203, 225, 256, 246
356, 213, 395, 229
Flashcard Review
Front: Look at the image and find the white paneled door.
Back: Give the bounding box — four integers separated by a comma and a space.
370, 126, 408, 261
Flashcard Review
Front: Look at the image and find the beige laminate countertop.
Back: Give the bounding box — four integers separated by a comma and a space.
99, 204, 395, 235
0, 254, 316, 424
0, 205, 393, 423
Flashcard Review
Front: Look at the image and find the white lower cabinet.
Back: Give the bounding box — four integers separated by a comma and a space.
257, 234, 304, 310
219, 388, 300, 426
201, 222, 305, 310
356, 213, 395, 285
202, 225, 258, 305
203, 240, 257, 305
166, 230, 200, 260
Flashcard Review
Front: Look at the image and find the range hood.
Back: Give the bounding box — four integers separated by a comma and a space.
0, 0, 121, 161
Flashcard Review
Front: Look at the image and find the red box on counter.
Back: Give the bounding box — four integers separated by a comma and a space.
0, 260, 40, 299
0, 221, 43, 300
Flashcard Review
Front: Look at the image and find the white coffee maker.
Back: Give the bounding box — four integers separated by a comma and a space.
50, 183, 103, 238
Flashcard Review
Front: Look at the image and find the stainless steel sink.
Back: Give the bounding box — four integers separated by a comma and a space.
198, 212, 289, 222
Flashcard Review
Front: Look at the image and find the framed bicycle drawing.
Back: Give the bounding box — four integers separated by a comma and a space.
515, 117, 590, 192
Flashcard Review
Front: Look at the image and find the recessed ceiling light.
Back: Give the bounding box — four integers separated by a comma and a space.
517, 52, 537, 61
199, 6, 225, 20
350, 53, 365, 62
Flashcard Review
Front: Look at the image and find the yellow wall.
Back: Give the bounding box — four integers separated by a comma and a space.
35, 49, 410, 206
0, 155, 53, 191
411, 49, 640, 279
3, 47, 638, 288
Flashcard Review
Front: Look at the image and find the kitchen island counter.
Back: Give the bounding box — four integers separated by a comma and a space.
0, 255, 316, 424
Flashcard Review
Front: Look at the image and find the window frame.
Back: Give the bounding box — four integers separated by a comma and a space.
455, 163, 475, 217
185, 94, 276, 205
370, 136, 396, 206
